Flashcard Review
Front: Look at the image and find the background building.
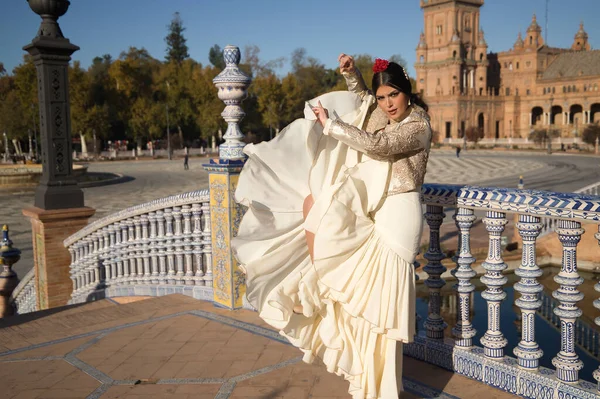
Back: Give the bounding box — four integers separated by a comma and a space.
415, 0, 600, 140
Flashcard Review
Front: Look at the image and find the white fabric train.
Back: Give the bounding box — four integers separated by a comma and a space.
233, 90, 418, 399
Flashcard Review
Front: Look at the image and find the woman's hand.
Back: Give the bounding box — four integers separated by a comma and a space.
313, 101, 329, 127
338, 53, 355, 74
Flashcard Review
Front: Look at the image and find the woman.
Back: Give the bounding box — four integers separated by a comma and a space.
233, 55, 432, 398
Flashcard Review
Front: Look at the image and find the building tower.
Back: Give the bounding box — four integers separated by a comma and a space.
525, 14, 544, 49
571, 22, 590, 51
415, 0, 487, 98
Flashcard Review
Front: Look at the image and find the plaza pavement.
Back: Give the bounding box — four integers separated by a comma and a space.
0, 152, 550, 280
0, 294, 518, 399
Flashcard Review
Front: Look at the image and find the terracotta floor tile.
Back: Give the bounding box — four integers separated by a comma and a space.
109, 359, 163, 380
236, 366, 294, 387
223, 360, 258, 378
229, 384, 289, 398
2, 336, 97, 360
150, 360, 187, 379
174, 384, 222, 394
173, 360, 213, 379
9, 389, 46, 399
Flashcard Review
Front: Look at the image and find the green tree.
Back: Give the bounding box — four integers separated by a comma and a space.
208, 44, 225, 70
69, 61, 112, 150
0, 62, 6, 76
165, 12, 189, 64
465, 126, 484, 143
108, 47, 161, 142
12, 55, 38, 139
158, 59, 199, 147
251, 73, 284, 139
582, 124, 600, 146
192, 65, 225, 142
529, 128, 559, 146
0, 88, 27, 144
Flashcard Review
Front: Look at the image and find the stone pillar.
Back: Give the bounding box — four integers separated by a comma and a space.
22, 207, 94, 309
23, 1, 84, 210
21, 1, 95, 310
203, 45, 251, 309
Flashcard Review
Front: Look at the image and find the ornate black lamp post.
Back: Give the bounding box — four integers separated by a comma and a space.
23, 0, 84, 209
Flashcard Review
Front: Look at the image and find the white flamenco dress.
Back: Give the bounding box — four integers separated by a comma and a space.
233, 91, 421, 399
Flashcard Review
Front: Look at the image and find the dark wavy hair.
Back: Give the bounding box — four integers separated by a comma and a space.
372, 62, 428, 112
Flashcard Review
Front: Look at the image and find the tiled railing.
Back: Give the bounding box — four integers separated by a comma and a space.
64, 190, 213, 304
413, 184, 600, 397
539, 181, 600, 238
9, 268, 37, 315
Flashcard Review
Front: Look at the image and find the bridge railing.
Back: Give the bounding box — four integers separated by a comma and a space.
63, 189, 213, 304
415, 183, 600, 396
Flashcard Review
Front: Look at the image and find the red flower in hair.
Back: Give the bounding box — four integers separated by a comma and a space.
372, 58, 389, 73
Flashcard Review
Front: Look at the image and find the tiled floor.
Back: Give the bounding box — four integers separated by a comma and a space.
0, 295, 518, 399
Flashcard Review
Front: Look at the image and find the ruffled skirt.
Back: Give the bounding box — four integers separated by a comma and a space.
233, 91, 419, 398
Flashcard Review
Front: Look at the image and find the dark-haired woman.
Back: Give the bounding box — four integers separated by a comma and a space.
233, 55, 432, 398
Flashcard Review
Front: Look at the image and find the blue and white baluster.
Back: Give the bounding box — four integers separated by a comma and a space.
192, 203, 204, 285
101, 227, 111, 288
126, 218, 136, 285
423, 205, 448, 340
108, 224, 118, 286
156, 210, 167, 284
172, 206, 185, 284
132, 216, 144, 284
513, 215, 544, 370
165, 208, 176, 284
452, 207, 477, 348
551, 220, 584, 383
593, 226, 600, 392
480, 211, 508, 359
148, 212, 159, 284
140, 214, 151, 284
201, 201, 213, 286
182, 205, 194, 285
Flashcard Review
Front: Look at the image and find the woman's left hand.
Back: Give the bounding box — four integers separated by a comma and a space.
313, 101, 329, 127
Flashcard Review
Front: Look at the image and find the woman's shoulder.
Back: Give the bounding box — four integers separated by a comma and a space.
407, 104, 430, 123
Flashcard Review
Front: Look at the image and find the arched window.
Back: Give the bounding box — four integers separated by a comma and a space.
480, 53, 484, 61
530, 36, 533, 45
420, 55, 424, 63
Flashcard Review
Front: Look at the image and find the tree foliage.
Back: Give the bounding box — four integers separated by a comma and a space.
528, 128, 560, 145
1, 36, 420, 149
582, 124, 600, 146
465, 126, 484, 143
208, 44, 225, 70
165, 12, 189, 64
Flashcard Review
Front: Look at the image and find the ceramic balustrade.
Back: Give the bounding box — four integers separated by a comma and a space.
419, 184, 600, 397
64, 190, 211, 304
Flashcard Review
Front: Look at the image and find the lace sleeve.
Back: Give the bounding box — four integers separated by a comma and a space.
324, 118, 428, 159
343, 69, 370, 100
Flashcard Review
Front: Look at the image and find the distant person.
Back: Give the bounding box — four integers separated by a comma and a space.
183, 153, 189, 170
456, 145, 461, 158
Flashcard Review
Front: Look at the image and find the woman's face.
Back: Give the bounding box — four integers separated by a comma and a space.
375, 85, 410, 121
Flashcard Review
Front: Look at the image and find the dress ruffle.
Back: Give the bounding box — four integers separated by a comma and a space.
233, 91, 416, 399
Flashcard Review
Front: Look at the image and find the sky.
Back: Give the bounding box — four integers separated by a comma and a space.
1, 0, 599, 79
